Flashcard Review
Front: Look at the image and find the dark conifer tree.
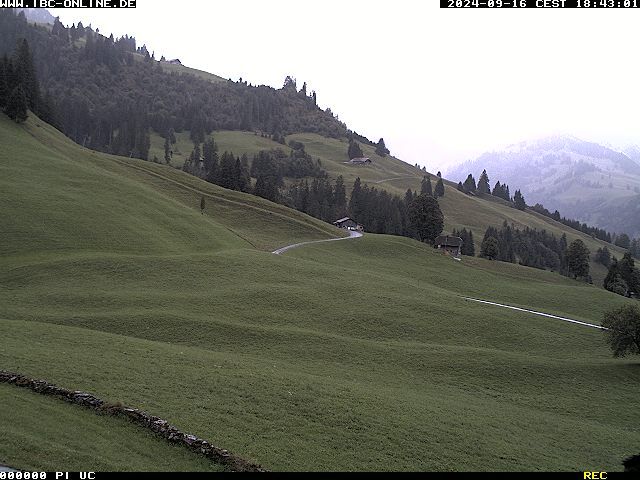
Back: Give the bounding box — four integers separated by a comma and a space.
0, 55, 8, 108
463, 174, 477, 194
504, 184, 511, 201
347, 139, 364, 160
4, 84, 28, 123
252, 150, 282, 201
566, 239, 590, 280
202, 137, 218, 177
13, 39, 40, 113
421, 176, 433, 196
492, 181, 502, 198
217, 151, 238, 190
514, 189, 526, 210
349, 177, 364, 221
375, 138, 390, 157
457, 181, 464, 192
235, 155, 251, 193
477, 169, 490, 195
458, 228, 475, 256
163, 136, 171, 164
614, 233, 631, 249
334, 175, 347, 218
595, 247, 612, 267
480, 236, 499, 260
434, 177, 445, 198
408, 194, 444, 244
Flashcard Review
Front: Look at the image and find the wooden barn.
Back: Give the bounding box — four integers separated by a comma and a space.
348, 157, 372, 165
333, 217, 358, 230
435, 235, 463, 256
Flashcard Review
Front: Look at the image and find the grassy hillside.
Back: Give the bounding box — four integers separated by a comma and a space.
0, 384, 225, 472
158, 58, 227, 84
150, 128, 625, 287
155, 128, 628, 263
1, 114, 639, 471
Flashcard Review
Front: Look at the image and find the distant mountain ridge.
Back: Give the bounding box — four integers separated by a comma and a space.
16, 8, 55, 25
447, 135, 640, 239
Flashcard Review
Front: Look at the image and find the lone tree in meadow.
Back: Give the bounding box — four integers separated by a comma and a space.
434, 177, 445, 198
421, 176, 433, 196
408, 193, 444, 244
200, 195, 205, 214
347, 139, 364, 160
566, 239, 590, 280
375, 137, 390, 157
601, 304, 640, 358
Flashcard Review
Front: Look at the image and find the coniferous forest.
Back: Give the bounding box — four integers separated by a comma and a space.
0, 9, 352, 161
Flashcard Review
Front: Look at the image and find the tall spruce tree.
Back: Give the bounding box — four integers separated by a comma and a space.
434, 177, 445, 198
0, 55, 9, 109
334, 176, 347, 218
4, 84, 27, 123
348, 139, 364, 160
163, 136, 171, 164
477, 169, 490, 195
513, 189, 526, 210
408, 194, 444, 244
349, 177, 364, 220
566, 239, 590, 280
463, 174, 477, 194
421, 176, 433, 196
13, 39, 39, 113
375, 138, 390, 157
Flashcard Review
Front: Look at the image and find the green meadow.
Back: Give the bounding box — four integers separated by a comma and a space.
0, 384, 225, 472
1, 115, 639, 471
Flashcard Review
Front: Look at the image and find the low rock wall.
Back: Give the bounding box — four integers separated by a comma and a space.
0, 370, 266, 472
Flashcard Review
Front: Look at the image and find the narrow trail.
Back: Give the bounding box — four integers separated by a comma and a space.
462, 297, 607, 330
373, 175, 417, 184
272, 230, 363, 255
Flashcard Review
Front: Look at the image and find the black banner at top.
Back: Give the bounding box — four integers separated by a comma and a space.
441, 0, 639, 7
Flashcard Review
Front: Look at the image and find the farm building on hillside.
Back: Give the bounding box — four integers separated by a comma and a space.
168, 59, 182, 65
435, 235, 463, 257
348, 157, 372, 165
333, 217, 363, 231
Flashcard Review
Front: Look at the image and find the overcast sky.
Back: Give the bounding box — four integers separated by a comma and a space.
52, 1, 640, 172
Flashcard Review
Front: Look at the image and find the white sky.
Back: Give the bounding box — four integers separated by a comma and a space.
51, 1, 640, 172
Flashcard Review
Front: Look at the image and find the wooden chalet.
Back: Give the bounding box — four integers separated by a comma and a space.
435, 235, 463, 256
333, 217, 363, 231
348, 157, 372, 165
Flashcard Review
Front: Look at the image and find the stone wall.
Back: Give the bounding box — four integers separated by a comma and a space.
0, 370, 266, 472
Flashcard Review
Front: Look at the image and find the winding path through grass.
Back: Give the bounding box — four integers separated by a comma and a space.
272, 230, 362, 255
463, 297, 606, 330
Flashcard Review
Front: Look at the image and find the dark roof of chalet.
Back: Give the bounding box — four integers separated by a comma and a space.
333, 217, 354, 224
435, 235, 463, 247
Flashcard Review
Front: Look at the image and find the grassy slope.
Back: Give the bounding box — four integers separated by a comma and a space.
158, 59, 227, 84
2, 116, 639, 471
159, 128, 624, 286
0, 384, 225, 472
